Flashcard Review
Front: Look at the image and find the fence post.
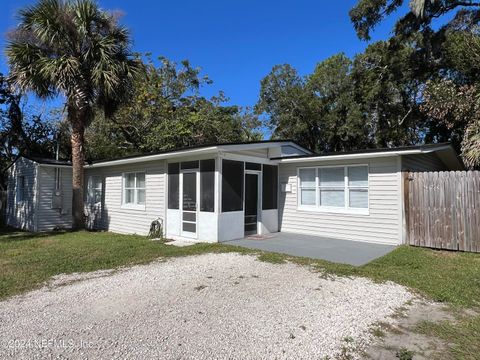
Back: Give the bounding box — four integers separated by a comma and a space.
403, 172, 410, 245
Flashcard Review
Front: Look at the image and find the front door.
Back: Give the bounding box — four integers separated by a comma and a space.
244, 173, 259, 235
181, 171, 197, 238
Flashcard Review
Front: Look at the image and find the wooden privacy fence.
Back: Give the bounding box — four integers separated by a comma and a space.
405, 171, 480, 252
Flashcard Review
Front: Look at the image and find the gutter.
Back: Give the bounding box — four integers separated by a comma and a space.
36, 164, 72, 169
276, 146, 452, 163
86, 146, 219, 168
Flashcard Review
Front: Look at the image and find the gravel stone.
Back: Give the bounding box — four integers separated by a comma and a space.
0, 253, 414, 359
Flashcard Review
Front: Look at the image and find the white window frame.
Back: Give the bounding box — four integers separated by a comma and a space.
122, 171, 146, 210
87, 175, 103, 205
298, 168, 317, 207
297, 164, 369, 215
17, 175, 26, 203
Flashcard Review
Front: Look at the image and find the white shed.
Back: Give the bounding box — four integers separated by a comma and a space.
5, 156, 72, 231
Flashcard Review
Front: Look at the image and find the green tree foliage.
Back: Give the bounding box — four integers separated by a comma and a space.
85, 55, 262, 160
350, 0, 480, 40
0, 74, 63, 186
256, 55, 370, 153
256, 48, 428, 152
421, 41, 480, 168
349, 0, 480, 167
351, 39, 427, 147
6, 0, 140, 228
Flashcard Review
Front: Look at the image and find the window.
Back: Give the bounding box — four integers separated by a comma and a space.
168, 163, 179, 209
87, 176, 102, 204
298, 168, 316, 206
319, 167, 344, 207
348, 166, 369, 209
246, 162, 261, 171
262, 165, 278, 210
222, 160, 244, 212
123, 172, 146, 208
200, 159, 215, 212
181, 161, 199, 170
17, 176, 25, 202
298, 166, 368, 212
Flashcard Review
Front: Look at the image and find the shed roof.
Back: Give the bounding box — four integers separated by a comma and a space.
24, 156, 72, 166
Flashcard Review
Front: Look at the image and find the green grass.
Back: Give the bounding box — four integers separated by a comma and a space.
2, 228, 479, 307
1, 227, 479, 359
0, 227, 251, 300
355, 246, 480, 308
260, 245, 480, 308
416, 316, 480, 360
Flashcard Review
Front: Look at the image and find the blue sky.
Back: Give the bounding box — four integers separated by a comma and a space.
0, 0, 406, 110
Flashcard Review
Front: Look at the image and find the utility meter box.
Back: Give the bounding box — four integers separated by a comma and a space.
52, 190, 63, 209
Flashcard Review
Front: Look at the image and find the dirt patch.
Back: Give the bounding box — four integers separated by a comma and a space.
46, 268, 118, 288
365, 301, 455, 359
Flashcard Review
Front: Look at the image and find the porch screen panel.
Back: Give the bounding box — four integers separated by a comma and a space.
168, 163, 179, 209
245, 162, 261, 171
222, 160, 244, 212
200, 159, 215, 212
262, 165, 278, 210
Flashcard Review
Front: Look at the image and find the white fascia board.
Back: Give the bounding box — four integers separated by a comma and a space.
219, 151, 279, 165
86, 146, 218, 168
37, 164, 72, 169
277, 146, 451, 163
85, 142, 303, 168
284, 142, 313, 155
216, 141, 300, 153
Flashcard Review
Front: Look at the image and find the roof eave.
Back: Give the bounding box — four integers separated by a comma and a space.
277, 145, 456, 164
36, 163, 73, 168
86, 146, 219, 168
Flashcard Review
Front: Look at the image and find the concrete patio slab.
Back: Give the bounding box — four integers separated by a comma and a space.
226, 232, 396, 266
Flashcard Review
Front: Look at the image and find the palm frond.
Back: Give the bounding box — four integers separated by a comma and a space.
6, 0, 140, 114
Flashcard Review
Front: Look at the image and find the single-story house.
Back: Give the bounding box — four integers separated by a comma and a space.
5, 140, 463, 245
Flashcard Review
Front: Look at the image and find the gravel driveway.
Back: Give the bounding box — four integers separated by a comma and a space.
0, 253, 413, 359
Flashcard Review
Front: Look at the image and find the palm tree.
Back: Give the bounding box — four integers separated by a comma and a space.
6, 0, 140, 228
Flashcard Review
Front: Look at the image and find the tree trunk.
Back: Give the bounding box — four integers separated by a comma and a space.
70, 106, 86, 230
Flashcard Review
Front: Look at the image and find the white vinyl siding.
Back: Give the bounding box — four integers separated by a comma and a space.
402, 153, 446, 172
280, 157, 400, 245
84, 160, 166, 235
5, 157, 37, 231
36, 166, 72, 231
